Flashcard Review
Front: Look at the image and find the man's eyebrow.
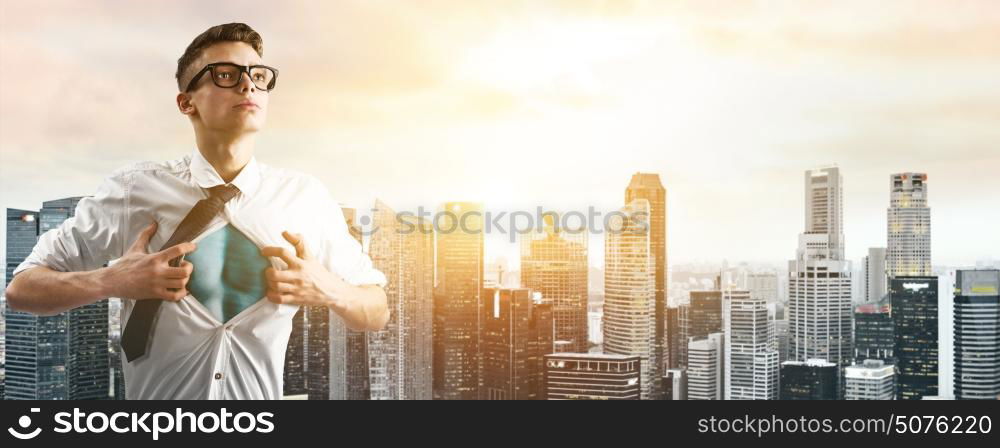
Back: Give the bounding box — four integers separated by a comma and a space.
208, 61, 264, 66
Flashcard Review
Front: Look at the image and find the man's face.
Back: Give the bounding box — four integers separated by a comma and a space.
180, 41, 270, 134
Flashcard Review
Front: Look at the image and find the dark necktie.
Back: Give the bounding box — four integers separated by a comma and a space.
121, 183, 241, 362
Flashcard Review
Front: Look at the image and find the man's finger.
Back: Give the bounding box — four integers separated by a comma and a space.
161, 278, 187, 289
282, 231, 310, 260
265, 267, 297, 283
127, 220, 158, 254
163, 266, 192, 279
268, 281, 296, 294
261, 246, 301, 268
156, 242, 197, 262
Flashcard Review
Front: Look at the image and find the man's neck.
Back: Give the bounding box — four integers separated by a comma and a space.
195, 132, 255, 183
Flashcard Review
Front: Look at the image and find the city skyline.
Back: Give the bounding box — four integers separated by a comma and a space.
3, 171, 998, 400
2, 1, 999, 270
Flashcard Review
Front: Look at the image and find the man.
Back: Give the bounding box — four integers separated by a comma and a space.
4, 23, 389, 399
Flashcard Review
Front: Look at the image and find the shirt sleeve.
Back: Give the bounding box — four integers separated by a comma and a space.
311, 178, 387, 288
11, 170, 128, 278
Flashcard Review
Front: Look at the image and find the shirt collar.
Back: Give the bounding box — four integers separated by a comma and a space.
189, 148, 261, 197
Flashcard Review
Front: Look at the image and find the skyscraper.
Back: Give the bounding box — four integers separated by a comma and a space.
724, 289, 779, 400
329, 207, 371, 400
890, 276, 939, 400
844, 359, 895, 400
854, 303, 894, 363
863, 247, 888, 302
368, 200, 434, 400
0, 294, 5, 400
5, 200, 109, 400
666, 305, 679, 369
283, 307, 307, 397
287, 205, 371, 400
433, 202, 484, 400
953, 269, 1000, 400
480, 288, 553, 400
780, 359, 838, 400
625, 173, 666, 386
543, 353, 640, 400
305, 305, 330, 400
678, 290, 723, 369
330, 316, 371, 400
804, 167, 845, 259
887, 173, 931, 277
107, 298, 125, 400
687, 332, 724, 400
5, 209, 41, 400
520, 212, 588, 354
1, 295, 5, 365
788, 167, 853, 367
774, 318, 790, 363
604, 198, 658, 399
67, 284, 110, 400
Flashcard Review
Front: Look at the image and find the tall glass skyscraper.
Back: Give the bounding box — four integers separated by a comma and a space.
890, 276, 939, 400
666, 305, 680, 369
283, 307, 307, 398
5, 199, 109, 400
788, 167, 853, 367
368, 200, 434, 400
678, 289, 723, 369
305, 305, 330, 400
0, 294, 5, 400
887, 173, 931, 277
953, 269, 1000, 400
433, 202, 484, 400
604, 198, 658, 399
520, 212, 588, 354
480, 288, 553, 400
624, 173, 666, 394
854, 303, 894, 364
328, 207, 371, 400
4, 208, 40, 400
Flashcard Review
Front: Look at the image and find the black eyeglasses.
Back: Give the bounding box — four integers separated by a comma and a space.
185, 62, 279, 92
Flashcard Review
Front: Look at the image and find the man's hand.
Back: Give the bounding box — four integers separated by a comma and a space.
103, 220, 196, 301
260, 230, 348, 308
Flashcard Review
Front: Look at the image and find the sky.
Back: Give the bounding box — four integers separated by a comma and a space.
1, 0, 998, 273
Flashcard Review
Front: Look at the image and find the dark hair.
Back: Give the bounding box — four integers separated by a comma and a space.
176, 23, 263, 91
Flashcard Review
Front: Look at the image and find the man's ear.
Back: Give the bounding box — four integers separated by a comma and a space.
176, 92, 196, 116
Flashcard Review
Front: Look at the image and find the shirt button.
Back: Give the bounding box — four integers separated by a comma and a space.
214, 373, 223, 380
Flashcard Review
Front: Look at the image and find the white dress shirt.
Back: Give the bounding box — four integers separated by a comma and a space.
12, 148, 387, 399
